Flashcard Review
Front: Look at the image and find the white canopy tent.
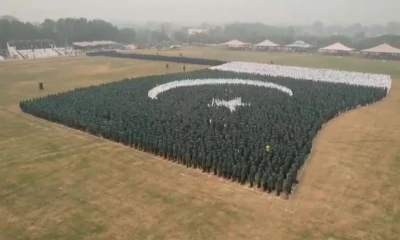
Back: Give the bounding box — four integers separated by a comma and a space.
361, 44, 400, 54
0, 55, 4, 61
221, 39, 251, 48
285, 41, 313, 48
319, 42, 353, 52
255, 39, 279, 47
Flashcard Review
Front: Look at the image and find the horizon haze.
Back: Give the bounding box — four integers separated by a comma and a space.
2, 0, 399, 26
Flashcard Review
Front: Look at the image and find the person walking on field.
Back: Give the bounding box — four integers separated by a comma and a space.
183, 65, 186, 72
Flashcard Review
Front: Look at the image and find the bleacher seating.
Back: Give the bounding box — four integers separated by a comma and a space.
7, 45, 23, 59
18, 50, 35, 59
7, 40, 83, 60
33, 49, 59, 58
16, 48, 61, 59
58, 48, 80, 56
6, 39, 85, 60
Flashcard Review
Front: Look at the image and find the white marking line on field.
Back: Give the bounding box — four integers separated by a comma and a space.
290, 158, 310, 197
291, 193, 301, 214
284, 208, 295, 214
289, 185, 297, 200
18, 111, 295, 213
297, 159, 309, 180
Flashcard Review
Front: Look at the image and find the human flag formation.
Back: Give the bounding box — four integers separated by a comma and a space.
19, 62, 390, 196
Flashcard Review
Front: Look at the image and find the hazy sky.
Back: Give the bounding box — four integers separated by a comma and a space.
2, 0, 399, 25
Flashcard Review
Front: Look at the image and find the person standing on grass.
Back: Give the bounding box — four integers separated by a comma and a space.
183, 65, 186, 72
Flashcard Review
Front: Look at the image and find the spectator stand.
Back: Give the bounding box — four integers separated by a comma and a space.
7, 39, 61, 60
72, 41, 120, 54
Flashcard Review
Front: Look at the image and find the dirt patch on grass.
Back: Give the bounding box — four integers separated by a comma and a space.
75, 63, 114, 75
14, 81, 37, 87
24, 68, 57, 73
4, 104, 21, 113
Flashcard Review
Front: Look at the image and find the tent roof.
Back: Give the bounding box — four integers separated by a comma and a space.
255, 39, 279, 47
361, 43, 400, 54
72, 41, 118, 47
285, 41, 313, 48
221, 39, 250, 46
320, 42, 353, 52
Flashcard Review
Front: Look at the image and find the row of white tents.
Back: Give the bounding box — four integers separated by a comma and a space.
221, 39, 400, 54
320, 42, 400, 54
221, 39, 313, 49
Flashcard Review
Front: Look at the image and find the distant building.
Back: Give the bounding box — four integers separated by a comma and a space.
188, 29, 210, 36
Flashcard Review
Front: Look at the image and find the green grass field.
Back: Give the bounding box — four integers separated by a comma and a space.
0, 50, 399, 240
138, 47, 400, 76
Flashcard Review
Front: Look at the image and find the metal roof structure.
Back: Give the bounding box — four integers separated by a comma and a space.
319, 42, 353, 52
255, 39, 280, 47
72, 41, 118, 47
361, 43, 400, 54
8, 39, 54, 43
285, 41, 313, 48
221, 39, 251, 47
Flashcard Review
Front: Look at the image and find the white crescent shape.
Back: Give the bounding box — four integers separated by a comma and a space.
148, 78, 293, 99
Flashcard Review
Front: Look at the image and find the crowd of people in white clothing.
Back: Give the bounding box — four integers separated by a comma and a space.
147, 78, 294, 100
210, 62, 392, 92
208, 97, 251, 112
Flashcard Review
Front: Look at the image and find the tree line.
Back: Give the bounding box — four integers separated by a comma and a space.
0, 17, 135, 49
181, 22, 400, 49
2, 16, 400, 50
123, 20, 400, 48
